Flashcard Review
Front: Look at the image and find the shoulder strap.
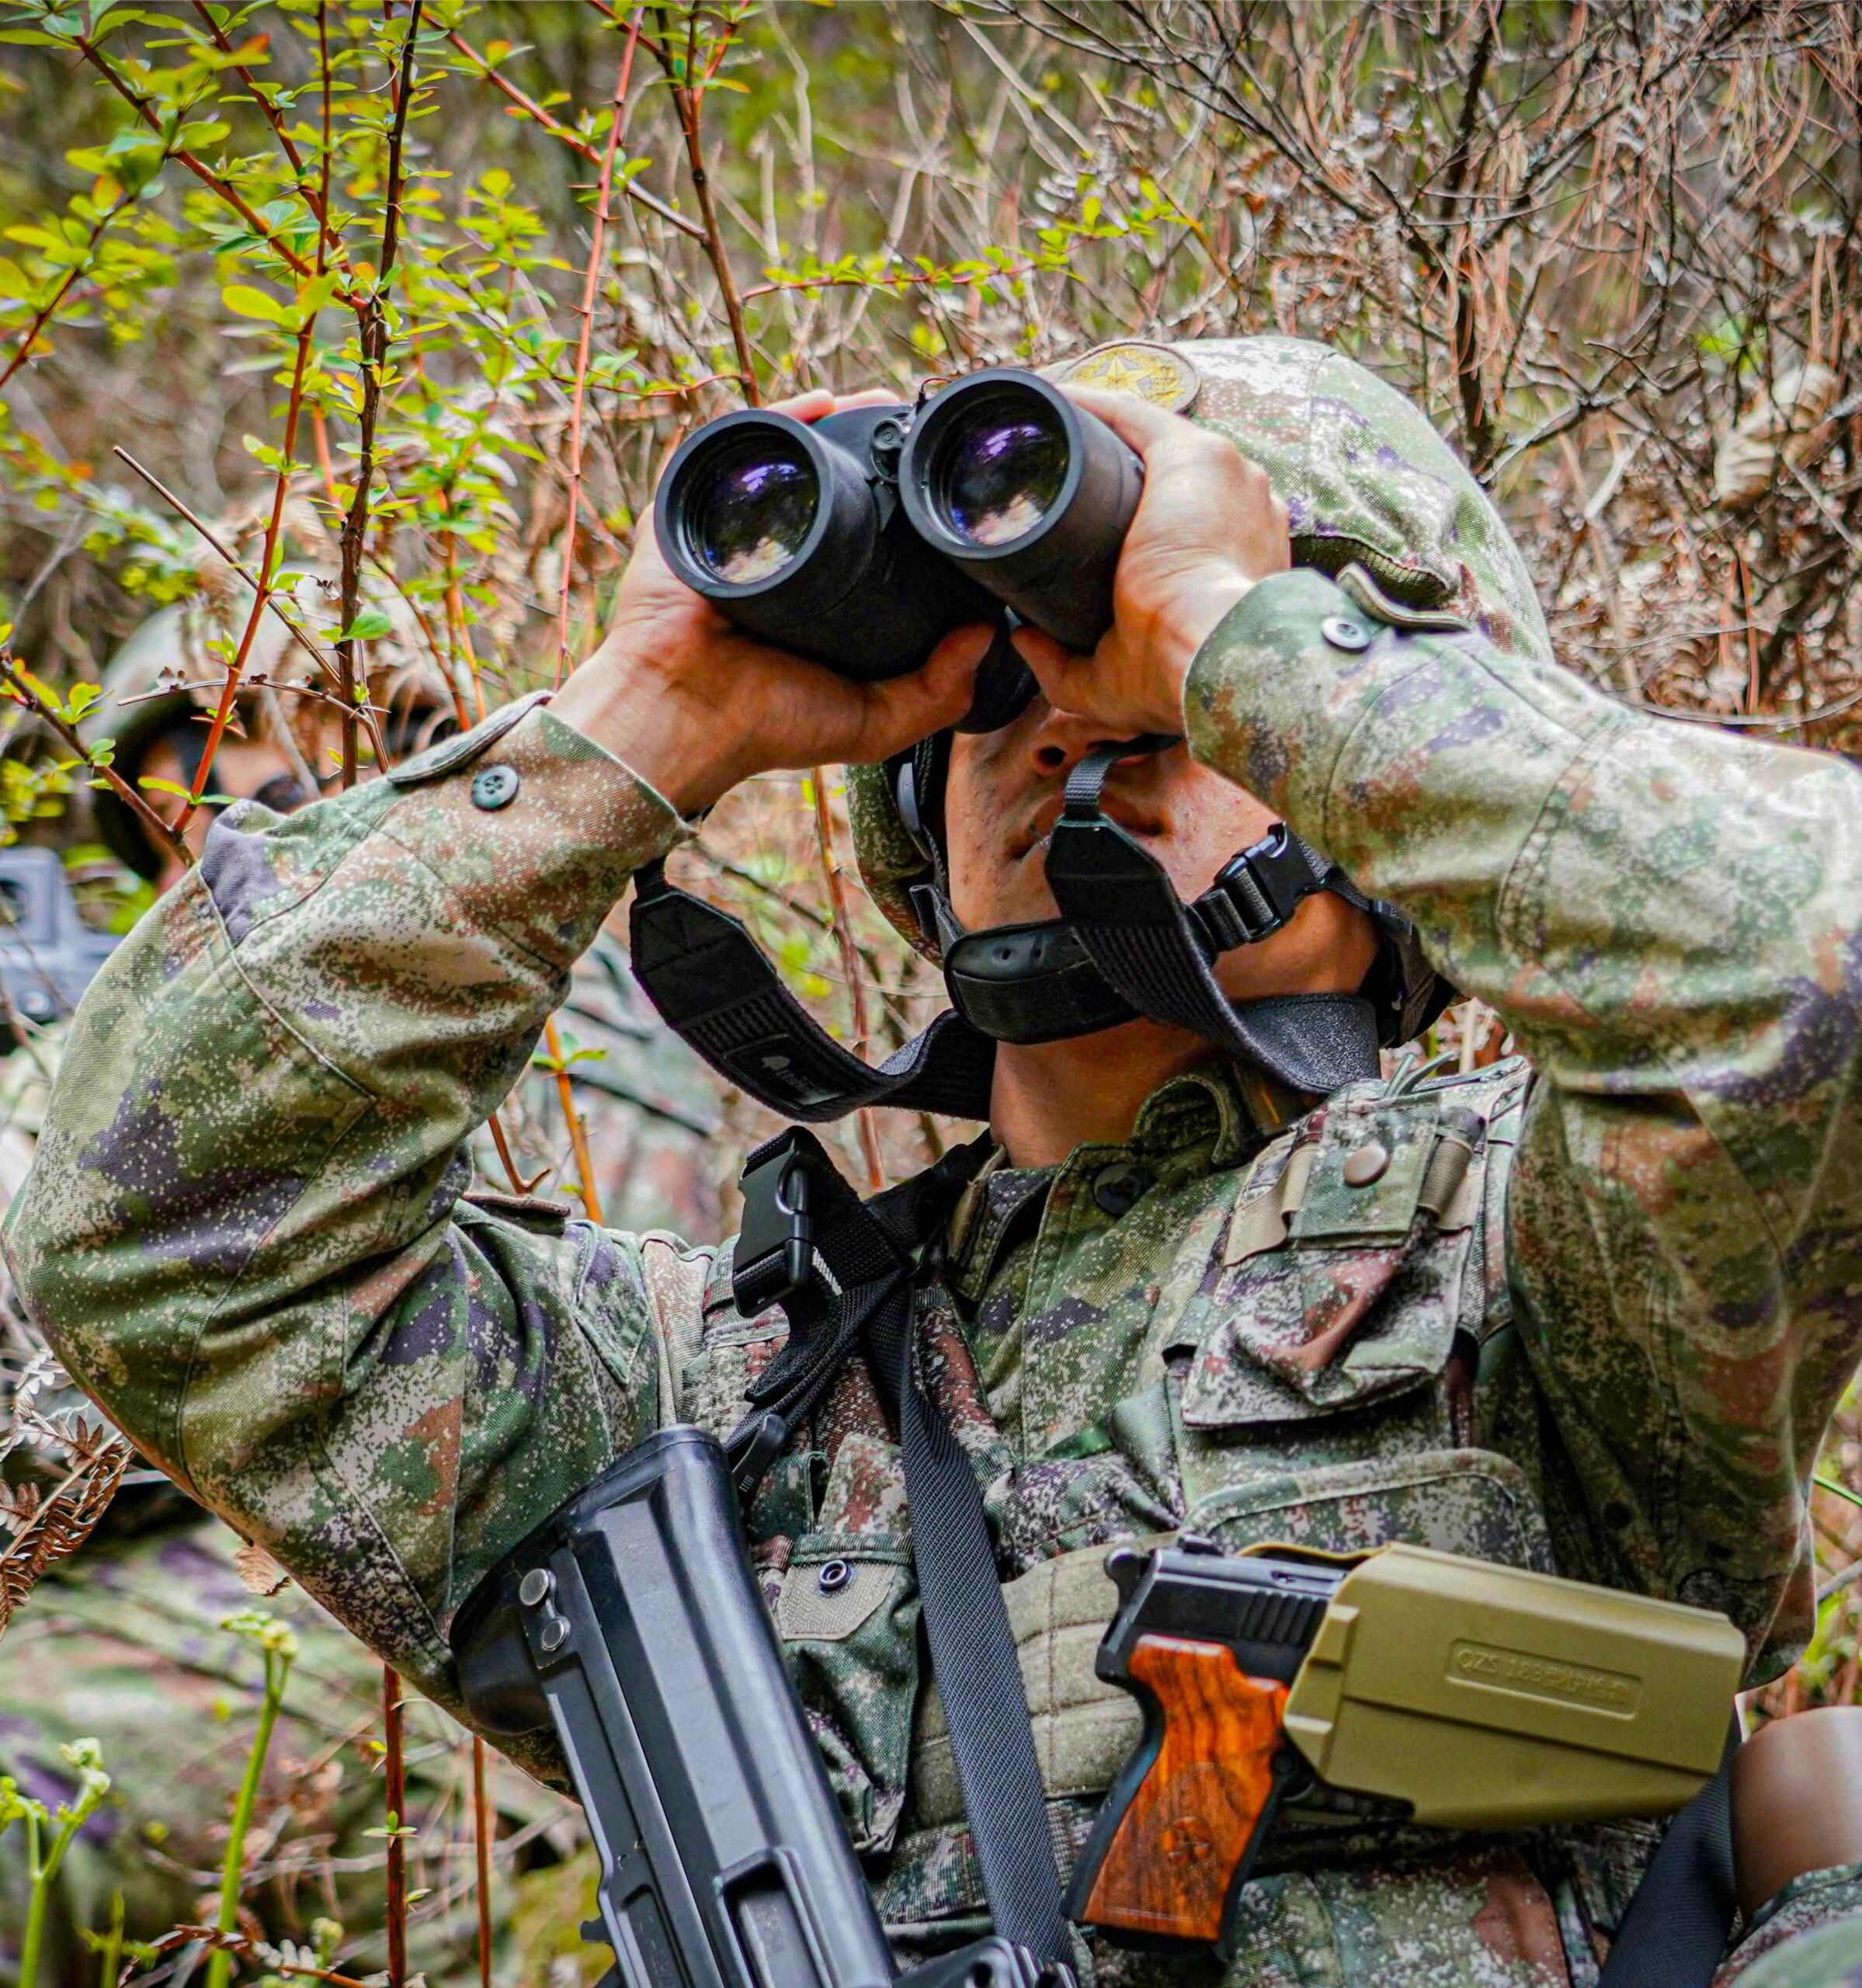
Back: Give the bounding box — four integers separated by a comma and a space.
723, 1135, 1075, 1972
1595, 1720, 1740, 1987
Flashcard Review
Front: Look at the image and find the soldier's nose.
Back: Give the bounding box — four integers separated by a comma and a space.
1027, 708, 1117, 778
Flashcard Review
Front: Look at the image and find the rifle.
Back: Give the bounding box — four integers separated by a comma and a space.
452, 1426, 1069, 1988
0, 847, 120, 1027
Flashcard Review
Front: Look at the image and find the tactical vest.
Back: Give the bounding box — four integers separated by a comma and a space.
669, 1056, 1655, 1972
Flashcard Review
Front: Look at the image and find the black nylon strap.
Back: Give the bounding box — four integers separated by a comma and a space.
725, 1137, 1074, 1970
1044, 742, 1382, 1097
1595, 1721, 1740, 1987
629, 863, 995, 1121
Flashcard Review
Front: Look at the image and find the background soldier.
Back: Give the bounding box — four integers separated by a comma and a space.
10, 339, 1862, 1987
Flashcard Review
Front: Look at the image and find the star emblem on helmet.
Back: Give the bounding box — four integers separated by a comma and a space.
1051, 340, 1201, 414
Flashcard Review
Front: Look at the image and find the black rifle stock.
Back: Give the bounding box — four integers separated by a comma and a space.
452, 1425, 1062, 1988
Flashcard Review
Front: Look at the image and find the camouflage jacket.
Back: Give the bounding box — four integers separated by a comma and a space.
9, 566, 1862, 1987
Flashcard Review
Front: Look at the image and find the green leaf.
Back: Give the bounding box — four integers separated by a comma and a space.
171, 119, 231, 153
332, 606, 393, 643
221, 282, 284, 323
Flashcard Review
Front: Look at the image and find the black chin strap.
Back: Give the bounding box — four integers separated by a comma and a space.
1042, 739, 1382, 1097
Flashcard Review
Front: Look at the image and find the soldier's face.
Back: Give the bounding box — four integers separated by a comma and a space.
943, 697, 1378, 1004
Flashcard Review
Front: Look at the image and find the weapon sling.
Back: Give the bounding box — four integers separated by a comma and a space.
724, 1130, 1075, 1972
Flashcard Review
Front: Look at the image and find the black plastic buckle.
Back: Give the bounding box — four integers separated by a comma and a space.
1194, 823, 1325, 954
731, 1131, 815, 1315
721, 1409, 790, 1500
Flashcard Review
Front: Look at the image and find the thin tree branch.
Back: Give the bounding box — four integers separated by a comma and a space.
337, 0, 423, 787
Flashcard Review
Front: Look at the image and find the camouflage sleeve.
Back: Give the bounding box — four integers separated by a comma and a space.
1183, 566, 1862, 1670
1, 701, 711, 1723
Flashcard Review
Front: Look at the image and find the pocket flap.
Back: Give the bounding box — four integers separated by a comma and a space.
1185, 1097, 1482, 1427
777, 1554, 896, 1642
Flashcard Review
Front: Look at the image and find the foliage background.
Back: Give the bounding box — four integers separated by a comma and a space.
1, 1, 1859, 1982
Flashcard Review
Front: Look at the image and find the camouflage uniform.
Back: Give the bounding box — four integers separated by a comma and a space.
9, 339, 1862, 1986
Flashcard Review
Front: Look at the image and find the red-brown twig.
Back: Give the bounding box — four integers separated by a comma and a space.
650, 9, 759, 401
471, 1738, 494, 1988
175, 321, 314, 832
0, 652, 193, 872
336, 1, 422, 788
809, 774, 884, 1191
66, 31, 355, 305
557, 25, 641, 686
382, 1666, 408, 1988
0, 186, 140, 391
542, 1013, 606, 1223
106, 447, 393, 767
486, 1109, 547, 1194
125, 1925, 381, 1988
446, 27, 703, 239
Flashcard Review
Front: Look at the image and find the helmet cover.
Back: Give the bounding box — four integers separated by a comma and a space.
845, 335, 1551, 1044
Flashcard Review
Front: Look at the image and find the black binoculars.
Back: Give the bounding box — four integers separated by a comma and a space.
653, 368, 1142, 730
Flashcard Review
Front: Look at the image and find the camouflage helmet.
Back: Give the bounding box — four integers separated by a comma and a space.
82, 566, 454, 879
845, 334, 1551, 1043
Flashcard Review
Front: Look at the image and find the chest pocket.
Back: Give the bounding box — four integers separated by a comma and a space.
1181, 1083, 1492, 1430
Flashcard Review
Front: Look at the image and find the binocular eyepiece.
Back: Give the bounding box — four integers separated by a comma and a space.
654, 369, 1142, 729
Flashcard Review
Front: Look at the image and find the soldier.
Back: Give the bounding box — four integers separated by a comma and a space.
7, 336, 1862, 1988
1, 588, 717, 1987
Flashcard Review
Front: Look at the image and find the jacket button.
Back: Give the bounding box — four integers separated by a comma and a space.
471, 763, 520, 810
1093, 1161, 1154, 1218
1321, 614, 1372, 652
818, 1559, 853, 1594
1343, 1140, 1391, 1187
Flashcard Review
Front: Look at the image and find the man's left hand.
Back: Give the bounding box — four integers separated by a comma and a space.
1010, 385, 1291, 735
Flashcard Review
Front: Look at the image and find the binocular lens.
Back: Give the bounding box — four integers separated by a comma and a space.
934, 401, 1069, 547
686, 441, 819, 585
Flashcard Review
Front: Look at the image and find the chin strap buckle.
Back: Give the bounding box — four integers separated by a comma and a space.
731, 1131, 817, 1315
1193, 824, 1328, 955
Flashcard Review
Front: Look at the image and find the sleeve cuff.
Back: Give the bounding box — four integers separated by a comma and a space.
381, 705, 688, 969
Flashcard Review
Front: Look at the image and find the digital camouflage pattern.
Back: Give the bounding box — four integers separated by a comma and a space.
1732, 1900, 1860, 1988
9, 339, 1862, 1986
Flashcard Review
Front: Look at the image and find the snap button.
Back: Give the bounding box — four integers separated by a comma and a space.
1093, 1161, 1154, 1218
471, 763, 519, 811
1342, 1139, 1391, 1187
817, 1559, 853, 1594
1321, 614, 1372, 652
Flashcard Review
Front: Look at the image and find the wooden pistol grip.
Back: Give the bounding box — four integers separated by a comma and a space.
1078, 1634, 1291, 1943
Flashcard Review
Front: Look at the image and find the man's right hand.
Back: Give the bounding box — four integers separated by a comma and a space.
551, 389, 988, 815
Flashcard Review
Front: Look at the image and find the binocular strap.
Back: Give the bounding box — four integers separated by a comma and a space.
1044, 742, 1384, 1098
629, 861, 995, 1122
